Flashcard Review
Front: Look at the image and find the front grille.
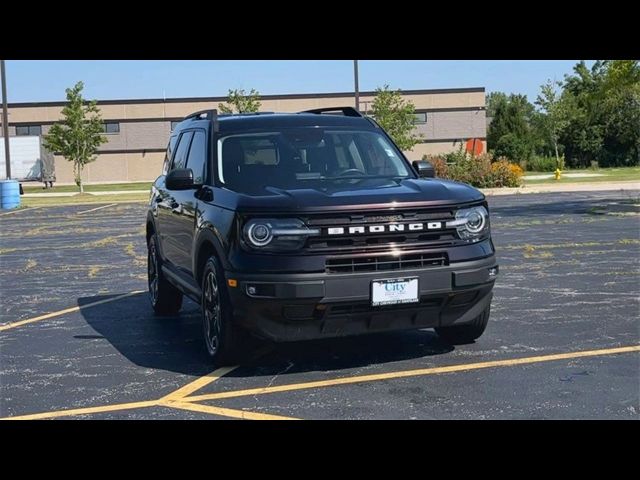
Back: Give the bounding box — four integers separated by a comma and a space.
326, 252, 448, 274
302, 207, 459, 253
329, 296, 443, 315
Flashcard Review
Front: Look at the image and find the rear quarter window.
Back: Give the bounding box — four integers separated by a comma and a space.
171, 131, 194, 171
162, 135, 178, 175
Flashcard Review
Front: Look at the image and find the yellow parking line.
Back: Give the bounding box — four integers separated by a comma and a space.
1, 362, 239, 421
165, 401, 299, 420
0, 290, 145, 332
184, 345, 640, 403
160, 366, 239, 402
2, 400, 158, 420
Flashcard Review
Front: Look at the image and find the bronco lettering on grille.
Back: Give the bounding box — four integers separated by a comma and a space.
327, 222, 443, 235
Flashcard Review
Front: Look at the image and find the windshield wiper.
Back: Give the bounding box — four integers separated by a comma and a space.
297, 175, 408, 181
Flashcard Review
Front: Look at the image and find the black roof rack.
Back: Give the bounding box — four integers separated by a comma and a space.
184, 109, 217, 121
301, 106, 363, 117
184, 108, 219, 132
180, 107, 368, 133
219, 111, 276, 117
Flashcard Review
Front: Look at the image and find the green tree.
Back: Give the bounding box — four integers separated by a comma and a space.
489, 61, 639, 169
43, 81, 107, 193
370, 85, 421, 151
486, 91, 508, 119
218, 88, 262, 114
557, 61, 606, 167
535, 80, 568, 168
487, 93, 536, 164
599, 60, 640, 166
556, 60, 640, 168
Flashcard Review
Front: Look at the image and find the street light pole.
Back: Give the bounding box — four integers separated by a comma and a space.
1, 60, 10, 179
353, 60, 360, 112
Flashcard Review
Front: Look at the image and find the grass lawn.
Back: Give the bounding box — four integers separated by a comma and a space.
524, 166, 640, 184
22, 182, 152, 193
20, 192, 149, 207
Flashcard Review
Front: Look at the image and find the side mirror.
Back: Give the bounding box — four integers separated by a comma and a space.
412, 160, 435, 178
166, 168, 196, 190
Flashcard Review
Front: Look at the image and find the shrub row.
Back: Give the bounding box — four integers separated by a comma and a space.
424, 151, 523, 188
523, 155, 564, 172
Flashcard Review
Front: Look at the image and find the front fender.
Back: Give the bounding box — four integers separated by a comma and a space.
193, 228, 227, 272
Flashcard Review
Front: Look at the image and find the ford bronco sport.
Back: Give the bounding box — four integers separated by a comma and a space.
146, 107, 498, 364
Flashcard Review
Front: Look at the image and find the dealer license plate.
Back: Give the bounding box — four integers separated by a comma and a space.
371, 277, 419, 306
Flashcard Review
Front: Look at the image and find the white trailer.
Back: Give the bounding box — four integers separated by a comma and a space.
0, 136, 54, 182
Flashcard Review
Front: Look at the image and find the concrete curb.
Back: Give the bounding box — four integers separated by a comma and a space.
481, 181, 640, 196
20, 181, 640, 198
22, 190, 149, 198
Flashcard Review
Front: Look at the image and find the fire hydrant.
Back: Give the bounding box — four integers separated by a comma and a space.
554, 168, 562, 180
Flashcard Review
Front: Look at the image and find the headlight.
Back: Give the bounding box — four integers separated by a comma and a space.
448, 206, 490, 241
246, 222, 273, 246
243, 218, 320, 251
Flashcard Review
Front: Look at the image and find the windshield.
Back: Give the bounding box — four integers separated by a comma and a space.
217, 129, 413, 194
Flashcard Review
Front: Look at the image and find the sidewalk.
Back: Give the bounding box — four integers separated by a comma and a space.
22, 190, 148, 198
480, 181, 640, 196
21, 181, 640, 198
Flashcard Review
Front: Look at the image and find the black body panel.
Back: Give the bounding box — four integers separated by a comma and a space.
146, 111, 498, 341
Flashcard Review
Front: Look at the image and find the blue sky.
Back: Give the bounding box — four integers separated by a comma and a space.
5, 60, 595, 104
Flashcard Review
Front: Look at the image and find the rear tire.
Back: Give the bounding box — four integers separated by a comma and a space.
435, 306, 490, 345
148, 234, 183, 316
201, 256, 240, 365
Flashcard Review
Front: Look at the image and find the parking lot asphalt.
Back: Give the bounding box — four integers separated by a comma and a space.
1, 190, 639, 420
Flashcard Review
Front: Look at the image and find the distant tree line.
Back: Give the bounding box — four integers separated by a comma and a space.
487, 60, 640, 169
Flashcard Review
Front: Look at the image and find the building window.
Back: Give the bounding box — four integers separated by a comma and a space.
413, 112, 427, 124
103, 122, 120, 134
16, 125, 42, 136
171, 121, 180, 132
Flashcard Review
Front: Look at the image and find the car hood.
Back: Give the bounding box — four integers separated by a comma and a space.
224, 178, 485, 213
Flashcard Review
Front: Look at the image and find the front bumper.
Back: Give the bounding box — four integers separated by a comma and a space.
225, 256, 498, 342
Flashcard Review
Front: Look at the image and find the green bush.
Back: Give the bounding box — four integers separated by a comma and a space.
442, 144, 469, 164
489, 159, 524, 187
423, 151, 523, 188
526, 155, 564, 172
447, 154, 493, 188
493, 133, 534, 164
427, 157, 449, 178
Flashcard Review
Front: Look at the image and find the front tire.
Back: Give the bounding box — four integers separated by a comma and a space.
148, 234, 183, 316
201, 256, 239, 365
435, 306, 490, 345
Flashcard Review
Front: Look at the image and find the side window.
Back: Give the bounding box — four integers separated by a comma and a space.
162, 135, 178, 175
171, 131, 194, 171
185, 130, 207, 184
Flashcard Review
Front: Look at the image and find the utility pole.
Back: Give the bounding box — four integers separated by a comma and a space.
353, 60, 360, 112
1, 60, 10, 179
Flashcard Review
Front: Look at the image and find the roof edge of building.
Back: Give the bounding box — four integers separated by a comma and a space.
7, 87, 486, 108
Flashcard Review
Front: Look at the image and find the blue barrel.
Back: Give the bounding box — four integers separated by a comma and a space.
0, 180, 21, 209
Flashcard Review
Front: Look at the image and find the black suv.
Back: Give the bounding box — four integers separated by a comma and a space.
146, 107, 498, 363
